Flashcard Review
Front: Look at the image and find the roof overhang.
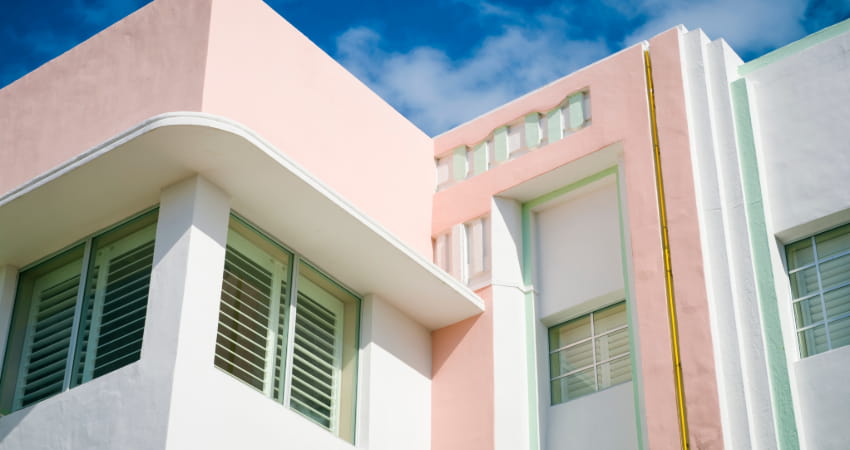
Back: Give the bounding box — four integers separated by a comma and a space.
0, 112, 484, 330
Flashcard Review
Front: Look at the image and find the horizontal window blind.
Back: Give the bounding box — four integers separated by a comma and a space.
13, 260, 82, 409
212, 215, 359, 442
214, 229, 288, 396
289, 278, 344, 432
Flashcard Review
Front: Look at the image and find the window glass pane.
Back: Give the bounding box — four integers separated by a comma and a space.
596, 328, 629, 361
786, 239, 814, 269
817, 253, 850, 291
214, 219, 290, 395
823, 285, 850, 321
73, 211, 157, 386
793, 297, 825, 328
593, 302, 627, 334
290, 263, 358, 436
789, 266, 820, 299
815, 224, 850, 259
798, 324, 828, 357
597, 354, 631, 389
550, 340, 593, 379
5, 252, 84, 411
828, 316, 850, 349
551, 368, 595, 404
548, 300, 630, 405
549, 315, 591, 350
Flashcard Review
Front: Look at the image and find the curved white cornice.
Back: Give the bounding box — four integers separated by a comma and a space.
0, 112, 484, 329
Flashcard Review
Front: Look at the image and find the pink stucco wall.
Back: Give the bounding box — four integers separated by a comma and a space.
0, 0, 212, 195
200, 0, 435, 258
648, 29, 723, 448
430, 31, 722, 448
432, 288, 494, 450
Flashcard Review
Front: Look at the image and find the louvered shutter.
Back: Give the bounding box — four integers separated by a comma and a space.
75, 224, 156, 383
289, 277, 344, 432
214, 230, 287, 396
13, 259, 82, 409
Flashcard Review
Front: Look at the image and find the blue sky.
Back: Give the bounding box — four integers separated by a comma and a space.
1, 0, 848, 135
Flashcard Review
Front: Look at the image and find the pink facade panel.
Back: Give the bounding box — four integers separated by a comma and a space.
648, 29, 723, 448
432, 288, 494, 450
200, 0, 435, 257
0, 0, 212, 196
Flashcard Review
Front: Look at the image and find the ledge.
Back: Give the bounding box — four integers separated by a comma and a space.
0, 112, 484, 330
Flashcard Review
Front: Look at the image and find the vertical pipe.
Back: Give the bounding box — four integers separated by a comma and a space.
643, 48, 691, 449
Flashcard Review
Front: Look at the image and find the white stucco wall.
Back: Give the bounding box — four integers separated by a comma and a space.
546, 382, 638, 450
491, 198, 531, 450
530, 176, 637, 450
745, 30, 850, 450
358, 295, 432, 450
0, 175, 435, 450
749, 31, 850, 239
533, 178, 624, 320
679, 29, 777, 449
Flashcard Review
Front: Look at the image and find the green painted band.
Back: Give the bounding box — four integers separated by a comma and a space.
739, 18, 850, 76
731, 78, 799, 449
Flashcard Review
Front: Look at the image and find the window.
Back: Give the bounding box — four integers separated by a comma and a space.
214, 216, 359, 442
548, 301, 631, 404
786, 223, 850, 357
0, 210, 158, 413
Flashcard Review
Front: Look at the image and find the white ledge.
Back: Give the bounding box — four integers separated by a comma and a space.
0, 112, 484, 330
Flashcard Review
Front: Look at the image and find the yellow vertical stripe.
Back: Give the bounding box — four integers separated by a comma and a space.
643, 49, 691, 450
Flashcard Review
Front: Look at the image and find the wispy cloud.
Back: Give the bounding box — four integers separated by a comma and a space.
334, 0, 842, 134
623, 0, 809, 55
335, 3, 609, 135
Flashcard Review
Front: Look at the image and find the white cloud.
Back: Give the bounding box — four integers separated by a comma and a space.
335, 6, 609, 135
624, 0, 808, 55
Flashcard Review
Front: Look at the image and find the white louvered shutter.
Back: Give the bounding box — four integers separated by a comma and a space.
13, 259, 82, 409
75, 224, 156, 383
289, 277, 344, 432
214, 230, 287, 396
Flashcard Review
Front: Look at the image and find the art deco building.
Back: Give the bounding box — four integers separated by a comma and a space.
0, 0, 848, 448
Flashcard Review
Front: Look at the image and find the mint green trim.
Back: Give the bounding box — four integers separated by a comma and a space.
568, 93, 584, 130
520, 166, 637, 450
546, 108, 562, 144
523, 167, 617, 211
452, 146, 468, 181
493, 126, 509, 163
731, 79, 799, 449
616, 171, 646, 450
739, 18, 850, 76
473, 143, 488, 175
525, 113, 541, 148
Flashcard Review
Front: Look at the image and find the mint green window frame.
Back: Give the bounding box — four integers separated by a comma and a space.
213, 214, 360, 442
0, 209, 158, 413
786, 222, 850, 358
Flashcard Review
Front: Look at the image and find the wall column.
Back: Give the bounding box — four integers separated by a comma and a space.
142, 175, 230, 449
